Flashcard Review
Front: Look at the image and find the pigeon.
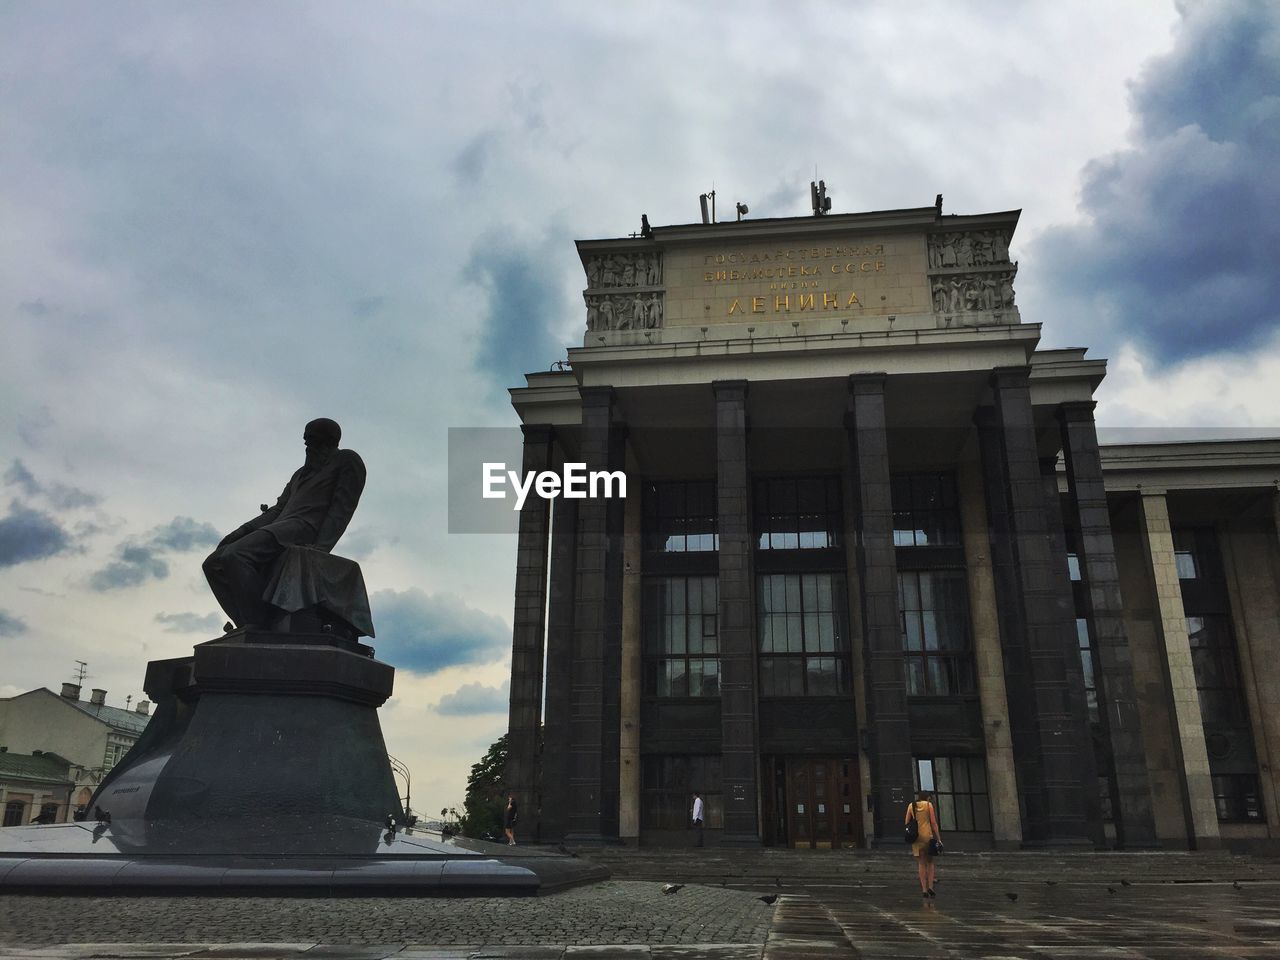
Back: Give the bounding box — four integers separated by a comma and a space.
1107, 886, 1117, 895
1120, 878, 1132, 887
1005, 892, 1019, 902
1044, 880, 1058, 886
1233, 880, 1243, 890
758, 894, 779, 905
662, 883, 684, 895
774, 877, 783, 888
720, 879, 727, 888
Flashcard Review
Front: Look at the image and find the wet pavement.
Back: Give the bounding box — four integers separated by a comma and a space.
1, 847, 1278, 958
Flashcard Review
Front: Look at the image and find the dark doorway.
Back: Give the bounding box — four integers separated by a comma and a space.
765, 756, 861, 848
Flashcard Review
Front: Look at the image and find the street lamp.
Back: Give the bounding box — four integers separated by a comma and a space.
387, 754, 411, 823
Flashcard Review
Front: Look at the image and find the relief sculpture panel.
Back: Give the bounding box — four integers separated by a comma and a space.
927, 230, 1011, 269
586, 252, 662, 289
929, 268, 1018, 313
585, 292, 663, 331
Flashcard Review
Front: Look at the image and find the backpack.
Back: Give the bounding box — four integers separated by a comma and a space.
904, 804, 919, 844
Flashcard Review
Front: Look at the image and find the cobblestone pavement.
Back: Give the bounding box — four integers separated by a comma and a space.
3, 850, 1280, 959
0, 880, 770, 957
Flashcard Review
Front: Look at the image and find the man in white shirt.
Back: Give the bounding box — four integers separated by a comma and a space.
691, 792, 705, 848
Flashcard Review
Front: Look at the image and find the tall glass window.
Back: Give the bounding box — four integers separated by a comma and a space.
754, 476, 842, 550
757, 572, 850, 695
913, 756, 992, 832
892, 473, 961, 547
643, 576, 719, 697
898, 570, 975, 696
1174, 526, 1263, 822
643, 480, 717, 553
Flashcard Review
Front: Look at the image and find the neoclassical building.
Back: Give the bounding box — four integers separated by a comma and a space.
503, 201, 1280, 850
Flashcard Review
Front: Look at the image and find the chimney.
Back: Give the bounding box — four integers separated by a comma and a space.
89, 688, 106, 706
136, 701, 150, 716
60, 683, 81, 700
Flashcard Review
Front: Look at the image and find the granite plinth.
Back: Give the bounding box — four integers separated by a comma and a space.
0, 816, 608, 896
92, 634, 401, 823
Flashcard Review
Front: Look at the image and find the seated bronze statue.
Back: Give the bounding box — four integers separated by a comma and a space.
203, 418, 366, 630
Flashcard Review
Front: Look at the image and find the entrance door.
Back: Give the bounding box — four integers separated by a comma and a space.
776, 757, 861, 848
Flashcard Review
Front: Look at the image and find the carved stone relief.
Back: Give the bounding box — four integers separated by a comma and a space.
586, 252, 662, 289
928, 230, 1011, 270
930, 267, 1017, 313
585, 292, 663, 331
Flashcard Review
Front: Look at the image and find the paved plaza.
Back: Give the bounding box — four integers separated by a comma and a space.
2, 848, 1279, 959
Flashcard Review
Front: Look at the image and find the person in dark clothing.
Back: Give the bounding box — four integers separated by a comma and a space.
503, 794, 518, 846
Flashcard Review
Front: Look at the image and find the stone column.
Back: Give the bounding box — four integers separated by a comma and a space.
840, 465, 874, 845
540, 495, 578, 840
1058, 403, 1158, 848
714, 380, 761, 844
1040, 457, 1104, 847
618, 452, 643, 843
504, 424, 554, 841
565, 387, 625, 842
978, 368, 1092, 846
957, 455, 1022, 849
846, 374, 912, 844
1137, 491, 1221, 849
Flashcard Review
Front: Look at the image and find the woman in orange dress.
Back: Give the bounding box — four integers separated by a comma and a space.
905, 790, 941, 898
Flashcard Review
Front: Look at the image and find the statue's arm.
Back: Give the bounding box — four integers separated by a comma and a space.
218, 481, 289, 547
313, 451, 366, 553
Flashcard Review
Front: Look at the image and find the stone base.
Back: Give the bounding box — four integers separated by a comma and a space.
0, 632, 609, 896
90, 632, 400, 822
0, 817, 609, 896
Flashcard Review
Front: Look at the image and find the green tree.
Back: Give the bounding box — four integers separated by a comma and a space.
459, 734, 508, 839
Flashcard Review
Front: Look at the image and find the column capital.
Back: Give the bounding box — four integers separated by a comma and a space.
1057, 401, 1099, 424
712, 379, 749, 400
990, 366, 1031, 391
848, 373, 888, 395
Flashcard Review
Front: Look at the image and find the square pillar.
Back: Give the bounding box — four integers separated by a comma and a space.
977, 368, 1093, 846
1138, 490, 1221, 849
846, 374, 913, 844
504, 424, 554, 841
957, 455, 1022, 849
714, 380, 761, 844
563, 387, 625, 842
540, 495, 578, 840
1058, 402, 1158, 848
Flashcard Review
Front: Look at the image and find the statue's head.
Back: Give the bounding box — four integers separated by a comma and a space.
303, 418, 342, 451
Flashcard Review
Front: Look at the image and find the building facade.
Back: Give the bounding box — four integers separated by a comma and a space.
503, 204, 1280, 851
0, 684, 151, 821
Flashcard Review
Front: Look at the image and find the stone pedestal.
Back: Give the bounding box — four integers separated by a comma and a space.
90, 632, 400, 823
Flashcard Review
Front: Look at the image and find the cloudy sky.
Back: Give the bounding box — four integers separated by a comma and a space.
2, 0, 1277, 814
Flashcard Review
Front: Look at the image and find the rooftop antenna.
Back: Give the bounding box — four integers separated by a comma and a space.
641, 214, 652, 238
699, 193, 710, 224
72, 661, 88, 685
935, 193, 943, 214
735, 201, 749, 221
810, 179, 832, 216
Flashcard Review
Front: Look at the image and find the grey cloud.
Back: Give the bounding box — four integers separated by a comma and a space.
433, 680, 510, 716
89, 515, 220, 591
90, 545, 169, 591
452, 131, 500, 185
1031, 1, 1280, 364
369, 587, 509, 674
18, 299, 50, 316
4, 460, 40, 497
146, 516, 220, 552
155, 611, 223, 633
466, 227, 570, 387
0, 501, 72, 567
3, 459, 99, 510
351, 296, 386, 319
0, 609, 28, 637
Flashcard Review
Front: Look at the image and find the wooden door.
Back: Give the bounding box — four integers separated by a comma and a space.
782, 757, 862, 848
